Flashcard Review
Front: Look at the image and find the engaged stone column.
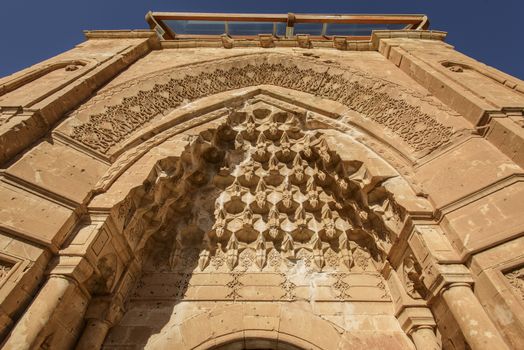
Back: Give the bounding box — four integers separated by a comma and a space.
76, 318, 111, 350
2, 256, 92, 350
407, 228, 511, 350
75, 295, 124, 350
441, 283, 509, 350
410, 325, 439, 350
2, 276, 73, 350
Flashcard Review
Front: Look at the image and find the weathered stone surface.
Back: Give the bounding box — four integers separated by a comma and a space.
0, 11, 523, 350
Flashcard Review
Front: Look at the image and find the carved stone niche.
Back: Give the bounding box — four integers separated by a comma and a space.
504, 265, 524, 302
0, 261, 14, 284
116, 103, 406, 276
399, 250, 428, 300
0, 253, 27, 291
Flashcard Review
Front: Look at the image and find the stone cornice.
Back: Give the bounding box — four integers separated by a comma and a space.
148, 30, 449, 51
160, 38, 375, 51
0, 170, 82, 210
370, 29, 447, 51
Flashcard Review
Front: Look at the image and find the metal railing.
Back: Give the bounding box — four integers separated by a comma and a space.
146, 12, 429, 40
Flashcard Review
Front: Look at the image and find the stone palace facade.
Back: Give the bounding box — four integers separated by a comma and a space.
0, 12, 523, 350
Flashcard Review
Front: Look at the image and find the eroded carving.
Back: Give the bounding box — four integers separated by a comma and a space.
114, 104, 406, 319
279, 274, 297, 301
0, 261, 13, 282
402, 253, 427, 299
70, 59, 455, 155
505, 266, 524, 301
87, 253, 118, 295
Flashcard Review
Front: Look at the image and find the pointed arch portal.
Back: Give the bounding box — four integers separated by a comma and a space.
87, 97, 423, 350
2, 45, 516, 350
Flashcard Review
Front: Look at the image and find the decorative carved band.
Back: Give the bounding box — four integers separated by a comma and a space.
70, 59, 455, 155
129, 271, 388, 302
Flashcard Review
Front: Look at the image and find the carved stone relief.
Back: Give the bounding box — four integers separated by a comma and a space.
0, 261, 13, 283
141, 105, 396, 272
332, 273, 352, 300
116, 104, 403, 305
69, 55, 457, 155
225, 272, 244, 300
505, 266, 524, 301
279, 273, 297, 301
400, 252, 428, 300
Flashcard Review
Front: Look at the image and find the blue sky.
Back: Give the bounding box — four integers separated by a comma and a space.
1, 0, 523, 79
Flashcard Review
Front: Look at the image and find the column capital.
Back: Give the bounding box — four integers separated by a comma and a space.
404, 226, 474, 298
84, 296, 124, 326
397, 306, 436, 335
440, 281, 472, 291
48, 255, 93, 285
410, 324, 435, 333
423, 263, 474, 298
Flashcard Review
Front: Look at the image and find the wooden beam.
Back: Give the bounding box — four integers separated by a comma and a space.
151, 12, 288, 22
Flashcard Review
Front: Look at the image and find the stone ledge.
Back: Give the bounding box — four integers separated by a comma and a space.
0, 38, 156, 166
160, 38, 374, 50
157, 30, 447, 51
372, 30, 449, 55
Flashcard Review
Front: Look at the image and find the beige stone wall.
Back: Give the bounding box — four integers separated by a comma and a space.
0, 29, 522, 350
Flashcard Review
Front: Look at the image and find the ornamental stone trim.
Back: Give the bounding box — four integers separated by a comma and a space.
69, 56, 456, 155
